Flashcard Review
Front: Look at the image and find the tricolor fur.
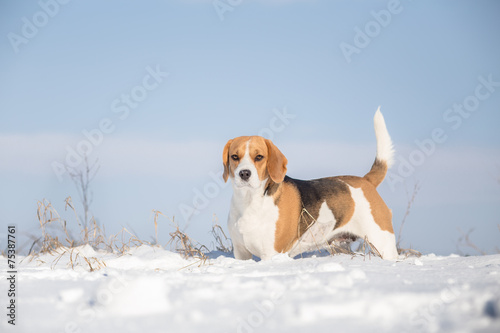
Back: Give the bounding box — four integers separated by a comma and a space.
223, 108, 398, 260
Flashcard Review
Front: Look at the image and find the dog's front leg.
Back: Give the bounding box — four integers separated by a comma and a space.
233, 242, 253, 260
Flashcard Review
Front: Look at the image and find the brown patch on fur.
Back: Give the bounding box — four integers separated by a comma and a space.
222, 139, 234, 182
326, 181, 356, 230
272, 181, 302, 253
264, 139, 287, 183
264, 179, 280, 197
249, 137, 272, 182
339, 176, 394, 233
363, 159, 388, 188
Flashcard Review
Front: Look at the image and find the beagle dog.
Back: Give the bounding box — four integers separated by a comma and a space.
223, 108, 398, 260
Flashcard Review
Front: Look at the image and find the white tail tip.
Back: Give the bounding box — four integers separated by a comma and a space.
374, 107, 395, 169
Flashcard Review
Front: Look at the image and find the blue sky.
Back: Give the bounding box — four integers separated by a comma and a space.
1, 0, 499, 255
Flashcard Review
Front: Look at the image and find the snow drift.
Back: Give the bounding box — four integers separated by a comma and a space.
1, 245, 499, 333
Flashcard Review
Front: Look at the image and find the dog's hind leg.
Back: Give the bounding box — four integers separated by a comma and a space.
364, 227, 399, 260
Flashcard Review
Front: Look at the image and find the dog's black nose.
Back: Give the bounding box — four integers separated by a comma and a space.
239, 169, 251, 181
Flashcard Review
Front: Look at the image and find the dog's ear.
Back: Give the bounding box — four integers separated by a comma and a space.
265, 139, 288, 183
222, 139, 233, 183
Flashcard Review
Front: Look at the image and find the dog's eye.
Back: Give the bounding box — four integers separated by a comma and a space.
255, 155, 264, 162
231, 154, 239, 161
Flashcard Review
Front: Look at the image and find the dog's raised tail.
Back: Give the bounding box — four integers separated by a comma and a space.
364, 107, 395, 188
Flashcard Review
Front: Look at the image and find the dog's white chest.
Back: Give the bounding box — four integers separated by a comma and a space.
228, 191, 279, 260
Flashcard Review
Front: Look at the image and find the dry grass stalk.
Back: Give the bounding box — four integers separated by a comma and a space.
36, 199, 71, 253
166, 217, 208, 265
357, 236, 421, 259
210, 215, 233, 253
82, 255, 107, 272
456, 228, 487, 256
28, 197, 153, 271
152, 210, 166, 245
355, 236, 380, 260
398, 247, 422, 258
324, 236, 356, 257
66, 155, 99, 230
397, 181, 420, 251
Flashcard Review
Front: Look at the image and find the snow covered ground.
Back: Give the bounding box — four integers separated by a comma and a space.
2, 245, 500, 333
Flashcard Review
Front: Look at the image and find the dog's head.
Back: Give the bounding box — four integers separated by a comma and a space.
222, 136, 288, 189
